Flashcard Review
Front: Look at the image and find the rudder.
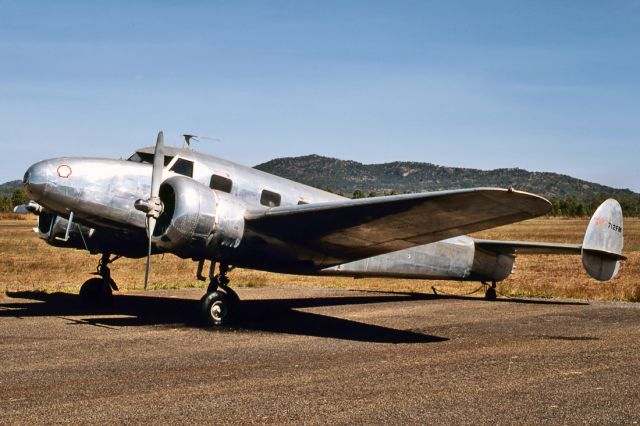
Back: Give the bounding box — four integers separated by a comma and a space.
582, 199, 625, 281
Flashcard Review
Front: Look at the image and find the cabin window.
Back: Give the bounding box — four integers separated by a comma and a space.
260, 189, 281, 207
210, 174, 233, 193
128, 152, 174, 166
170, 158, 194, 177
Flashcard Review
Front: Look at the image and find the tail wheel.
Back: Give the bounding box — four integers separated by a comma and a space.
485, 286, 497, 300
482, 280, 498, 300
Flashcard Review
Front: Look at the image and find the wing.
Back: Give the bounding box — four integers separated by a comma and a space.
244, 187, 551, 267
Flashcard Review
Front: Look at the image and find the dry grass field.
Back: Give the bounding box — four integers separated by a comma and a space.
1, 216, 638, 301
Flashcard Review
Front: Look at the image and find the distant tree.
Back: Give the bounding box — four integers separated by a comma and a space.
617, 195, 640, 217
11, 188, 28, 207
352, 189, 365, 199
368, 191, 378, 198
0, 196, 11, 212
549, 198, 561, 216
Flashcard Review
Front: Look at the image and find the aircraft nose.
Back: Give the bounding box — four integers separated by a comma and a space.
23, 160, 52, 201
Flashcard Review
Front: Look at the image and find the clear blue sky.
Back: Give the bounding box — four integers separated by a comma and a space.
1, 0, 639, 191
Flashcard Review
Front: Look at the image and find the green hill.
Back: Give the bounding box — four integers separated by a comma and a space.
0, 180, 22, 198
255, 154, 640, 215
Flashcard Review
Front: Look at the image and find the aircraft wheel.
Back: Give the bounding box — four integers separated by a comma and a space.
485, 286, 497, 301
221, 286, 240, 306
201, 291, 232, 326
79, 277, 113, 305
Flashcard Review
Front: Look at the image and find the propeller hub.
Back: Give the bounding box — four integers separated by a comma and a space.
134, 197, 163, 218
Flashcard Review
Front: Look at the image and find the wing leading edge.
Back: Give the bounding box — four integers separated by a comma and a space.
244, 187, 551, 267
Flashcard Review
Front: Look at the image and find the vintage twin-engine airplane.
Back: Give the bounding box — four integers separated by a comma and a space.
22, 132, 625, 325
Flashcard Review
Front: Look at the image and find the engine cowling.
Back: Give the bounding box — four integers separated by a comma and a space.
152, 176, 246, 258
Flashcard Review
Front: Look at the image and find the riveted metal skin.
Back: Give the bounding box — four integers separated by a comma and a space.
24, 158, 150, 230
152, 176, 217, 256
321, 235, 516, 282
152, 176, 248, 259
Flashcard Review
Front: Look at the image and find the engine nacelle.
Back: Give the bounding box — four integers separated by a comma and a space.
152, 176, 246, 258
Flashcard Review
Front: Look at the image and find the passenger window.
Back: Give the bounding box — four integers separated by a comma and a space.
260, 189, 281, 207
210, 174, 233, 193
170, 159, 194, 177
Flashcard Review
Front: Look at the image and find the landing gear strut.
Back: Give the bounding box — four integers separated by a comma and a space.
482, 280, 498, 300
79, 253, 120, 305
200, 262, 239, 326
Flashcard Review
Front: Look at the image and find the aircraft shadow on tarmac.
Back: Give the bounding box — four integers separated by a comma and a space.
0, 290, 587, 344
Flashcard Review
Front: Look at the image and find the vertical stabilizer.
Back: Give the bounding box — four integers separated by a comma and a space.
582, 199, 624, 281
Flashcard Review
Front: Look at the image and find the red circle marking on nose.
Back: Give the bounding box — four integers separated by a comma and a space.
57, 165, 72, 178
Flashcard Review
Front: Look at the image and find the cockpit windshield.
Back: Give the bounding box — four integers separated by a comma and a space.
127, 152, 174, 165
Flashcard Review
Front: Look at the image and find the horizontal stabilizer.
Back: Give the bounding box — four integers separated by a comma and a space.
474, 240, 582, 255
474, 199, 625, 282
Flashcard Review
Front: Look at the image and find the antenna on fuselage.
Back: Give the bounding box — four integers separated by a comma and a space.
182, 134, 221, 150
182, 134, 196, 149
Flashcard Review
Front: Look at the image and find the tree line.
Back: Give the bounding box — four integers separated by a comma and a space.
0, 188, 28, 212
549, 194, 640, 217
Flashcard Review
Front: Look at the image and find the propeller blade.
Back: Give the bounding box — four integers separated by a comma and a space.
151, 131, 164, 198
143, 131, 164, 289
143, 216, 156, 289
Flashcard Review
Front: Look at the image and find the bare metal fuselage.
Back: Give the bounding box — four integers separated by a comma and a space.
23, 146, 514, 282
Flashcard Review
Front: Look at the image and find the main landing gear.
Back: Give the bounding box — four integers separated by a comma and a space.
482, 280, 498, 300
79, 253, 120, 305
199, 262, 240, 326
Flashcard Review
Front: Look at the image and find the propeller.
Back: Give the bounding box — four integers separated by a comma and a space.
134, 131, 165, 289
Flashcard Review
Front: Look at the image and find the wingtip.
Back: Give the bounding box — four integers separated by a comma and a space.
478, 187, 551, 217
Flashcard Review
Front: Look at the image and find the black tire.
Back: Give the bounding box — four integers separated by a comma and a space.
485, 287, 497, 301
221, 286, 240, 306
201, 291, 232, 326
79, 277, 113, 305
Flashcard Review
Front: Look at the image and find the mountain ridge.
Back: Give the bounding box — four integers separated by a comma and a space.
0, 180, 22, 198
254, 154, 637, 201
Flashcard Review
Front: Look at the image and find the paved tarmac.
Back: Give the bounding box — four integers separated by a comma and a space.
1, 286, 640, 424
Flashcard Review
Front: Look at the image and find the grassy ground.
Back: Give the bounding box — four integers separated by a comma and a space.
1, 217, 638, 301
